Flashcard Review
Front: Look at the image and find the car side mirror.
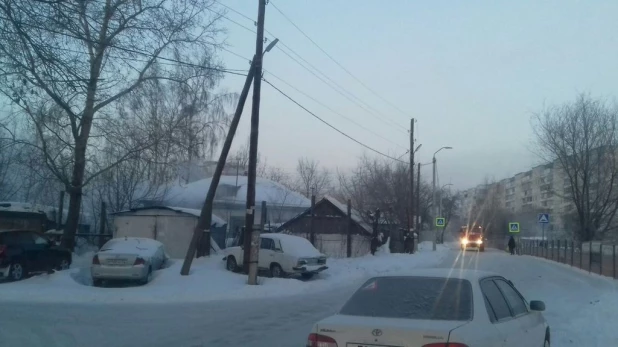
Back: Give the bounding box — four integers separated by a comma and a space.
530, 300, 545, 311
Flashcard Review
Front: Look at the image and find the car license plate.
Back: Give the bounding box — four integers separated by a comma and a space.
347, 344, 392, 347
107, 259, 127, 266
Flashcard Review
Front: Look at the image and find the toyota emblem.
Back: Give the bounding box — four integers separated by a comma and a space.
371, 329, 382, 337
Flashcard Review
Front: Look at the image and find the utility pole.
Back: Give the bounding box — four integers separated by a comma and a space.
432, 156, 437, 251
346, 199, 352, 258
57, 190, 65, 228
244, 0, 267, 286
410, 118, 415, 234
416, 162, 421, 233
309, 194, 316, 245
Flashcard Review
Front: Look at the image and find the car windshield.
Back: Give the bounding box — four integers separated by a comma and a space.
340, 277, 473, 321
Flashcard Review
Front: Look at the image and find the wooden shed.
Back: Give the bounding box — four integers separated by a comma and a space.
275, 196, 372, 258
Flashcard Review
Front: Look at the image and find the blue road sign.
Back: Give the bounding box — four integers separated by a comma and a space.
435, 217, 446, 227
538, 213, 550, 224
509, 222, 520, 233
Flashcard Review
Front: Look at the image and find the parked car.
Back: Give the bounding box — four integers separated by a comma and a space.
91, 237, 167, 286
0, 229, 72, 281
307, 269, 549, 347
224, 233, 328, 279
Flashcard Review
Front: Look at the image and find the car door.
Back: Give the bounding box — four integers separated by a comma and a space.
258, 238, 275, 270
480, 278, 522, 347
30, 232, 55, 272
494, 279, 546, 346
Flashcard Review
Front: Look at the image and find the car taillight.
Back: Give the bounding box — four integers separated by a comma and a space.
0, 245, 6, 258
92, 255, 100, 265
134, 257, 145, 265
306, 333, 338, 347
422, 343, 468, 347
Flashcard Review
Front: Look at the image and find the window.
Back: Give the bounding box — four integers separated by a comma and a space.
495, 280, 528, 316
260, 238, 274, 250
340, 277, 473, 321
481, 279, 512, 322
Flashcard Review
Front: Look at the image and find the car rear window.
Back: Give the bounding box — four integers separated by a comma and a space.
340, 276, 473, 321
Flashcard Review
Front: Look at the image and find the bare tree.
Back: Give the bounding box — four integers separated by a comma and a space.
532, 94, 618, 241
0, 0, 225, 249
296, 157, 332, 198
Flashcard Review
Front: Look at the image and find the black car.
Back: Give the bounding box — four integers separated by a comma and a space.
0, 229, 72, 281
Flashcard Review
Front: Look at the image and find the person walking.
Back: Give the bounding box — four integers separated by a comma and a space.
508, 235, 516, 255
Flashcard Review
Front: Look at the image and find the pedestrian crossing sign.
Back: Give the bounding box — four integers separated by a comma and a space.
509, 222, 520, 233
435, 217, 446, 227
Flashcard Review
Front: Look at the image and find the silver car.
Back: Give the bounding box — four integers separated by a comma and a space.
91, 237, 167, 286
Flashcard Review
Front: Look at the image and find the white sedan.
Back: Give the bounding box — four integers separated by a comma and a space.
307, 269, 550, 347
224, 233, 327, 278
91, 237, 168, 286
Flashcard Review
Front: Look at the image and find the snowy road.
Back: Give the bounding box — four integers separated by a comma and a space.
1, 247, 617, 347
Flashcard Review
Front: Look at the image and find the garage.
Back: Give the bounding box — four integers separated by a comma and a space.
111, 206, 226, 258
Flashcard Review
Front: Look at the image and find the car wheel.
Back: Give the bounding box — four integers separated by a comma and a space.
9, 262, 25, 281
301, 273, 314, 280
140, 267, 152, 285
226, 256, 239, 272
56, 258, 70, 271
92, 279, 103, 287
270, 263, 284, 278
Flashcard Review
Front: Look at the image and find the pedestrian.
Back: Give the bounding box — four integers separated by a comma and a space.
508, 235, 516, 255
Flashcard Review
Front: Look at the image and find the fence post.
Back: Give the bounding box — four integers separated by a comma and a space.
579, 241, 583, 269
570, 240, 574, 267
557, 240, 560, 262
563, 239, 567, 263
589, 241, 592, 273
599, 242, 603, 276
612, 245, 616, 278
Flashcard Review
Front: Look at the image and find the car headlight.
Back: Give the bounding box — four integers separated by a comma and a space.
476, 240, 483, 244
297, 259, 307, 266
461, 239, 469, 245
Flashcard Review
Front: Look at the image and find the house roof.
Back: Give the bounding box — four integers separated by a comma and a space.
111, 205, 226, 227
162, 176, 310, 209
275, 196, 372, 235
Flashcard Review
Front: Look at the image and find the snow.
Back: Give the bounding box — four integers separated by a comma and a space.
163, 175, 310, 208
323, 195, 372, 233
99, 237, 162, 257
0, 242, 448, 304
264, 233, 323, 257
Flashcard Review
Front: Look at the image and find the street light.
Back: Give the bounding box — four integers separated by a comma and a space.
432, 146, 453, 251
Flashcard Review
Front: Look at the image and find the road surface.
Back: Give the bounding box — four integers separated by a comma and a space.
1, 247, 616, 346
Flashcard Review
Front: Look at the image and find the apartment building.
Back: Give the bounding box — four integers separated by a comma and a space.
461, 160, 574, 233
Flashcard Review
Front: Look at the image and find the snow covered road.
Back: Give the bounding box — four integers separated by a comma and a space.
1, 247, 617, 346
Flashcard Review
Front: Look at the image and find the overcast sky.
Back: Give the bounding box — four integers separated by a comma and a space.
214, 0, 618, 190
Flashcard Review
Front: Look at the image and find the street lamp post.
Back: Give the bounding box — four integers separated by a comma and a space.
432, 146, 452, 251
438, 183, 453, 244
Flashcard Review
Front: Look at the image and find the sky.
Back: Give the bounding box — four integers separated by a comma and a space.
214, 0, 618, 190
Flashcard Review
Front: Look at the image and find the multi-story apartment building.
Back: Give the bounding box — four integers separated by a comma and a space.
461, 160, 574, 235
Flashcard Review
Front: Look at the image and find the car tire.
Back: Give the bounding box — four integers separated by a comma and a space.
270, 263, 285, 278
9, 262, 26, 281
301, 273, 314, 280
140, 267, 152, 285
56, 258, 71, 271
92, 279, 103, 287
226, 256, 239, 272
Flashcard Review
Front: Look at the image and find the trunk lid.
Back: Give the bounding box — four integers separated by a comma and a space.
316, 315, 469, 347
97, 251, 139, 266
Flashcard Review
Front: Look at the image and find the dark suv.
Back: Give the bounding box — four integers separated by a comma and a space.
0, 230, 72, 281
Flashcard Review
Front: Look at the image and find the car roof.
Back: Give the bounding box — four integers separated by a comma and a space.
370, 268, 501, 281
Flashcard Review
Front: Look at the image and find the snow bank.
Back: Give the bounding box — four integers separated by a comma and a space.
0, 245, 448, 304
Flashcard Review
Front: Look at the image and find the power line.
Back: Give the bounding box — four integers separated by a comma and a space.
263, 77, 407, 164
269, 0, 410, 118
275, 44, 408, 133
264, 70, 407, 150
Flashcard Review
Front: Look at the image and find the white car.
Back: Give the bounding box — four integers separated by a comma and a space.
307, 269, 550, 347
224, 233, 327, 279
91, 237, 168, 286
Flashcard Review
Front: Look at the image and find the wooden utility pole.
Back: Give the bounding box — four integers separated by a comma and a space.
346, 199, 352, 258
416, 162, 421, 232
309, 194, 316, 245
244, 0, 267, 286
409, 118, 415, 232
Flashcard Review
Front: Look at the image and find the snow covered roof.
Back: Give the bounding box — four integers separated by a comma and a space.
162, 176, 310, 209
0, 201, 93, 224
111, 206, 226, 227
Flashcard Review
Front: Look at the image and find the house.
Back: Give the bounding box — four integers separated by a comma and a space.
148, 175, 310, 241
0, 201, 92, 233
275, 196, 373, 258
111, 206, 226, 258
